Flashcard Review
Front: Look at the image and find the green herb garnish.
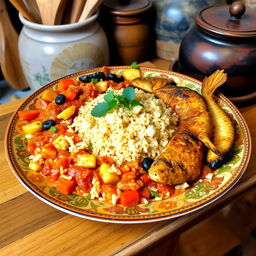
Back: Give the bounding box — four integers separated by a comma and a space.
91, 87, 143, 117
88, 142, 93, 149
50, 126, 57, 133
150, 191, 159, 199
131, 61, 139, 69
91, 78, 99, 84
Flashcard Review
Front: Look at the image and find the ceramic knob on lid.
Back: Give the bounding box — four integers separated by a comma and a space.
177, 1, 256, 105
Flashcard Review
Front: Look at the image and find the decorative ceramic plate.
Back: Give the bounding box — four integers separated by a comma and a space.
5, 67, 251, 223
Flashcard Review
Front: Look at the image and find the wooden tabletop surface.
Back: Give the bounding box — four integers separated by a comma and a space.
0, 61, 255, 256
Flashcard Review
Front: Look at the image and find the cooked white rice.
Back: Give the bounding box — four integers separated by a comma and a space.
68, 88, 178, 166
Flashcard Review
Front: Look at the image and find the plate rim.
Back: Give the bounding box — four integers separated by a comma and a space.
5, 66, 252, 224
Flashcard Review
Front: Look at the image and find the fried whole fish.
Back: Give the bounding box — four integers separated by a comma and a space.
131, 77, 219, 185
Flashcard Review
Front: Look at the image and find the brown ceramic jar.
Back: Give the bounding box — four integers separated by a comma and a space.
100, 0, 152, 65
176, 1, 256, 105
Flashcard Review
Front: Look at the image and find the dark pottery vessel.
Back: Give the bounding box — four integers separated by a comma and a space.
177, 1, 256, 105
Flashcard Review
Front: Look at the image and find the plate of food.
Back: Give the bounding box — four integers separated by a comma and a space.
5, 65, 251, 223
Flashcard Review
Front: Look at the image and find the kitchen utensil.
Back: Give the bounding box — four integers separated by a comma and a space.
23, 0, 42, 23
176, 1, 256, 105
78, 0, 104, 22
9, 0, 37, 22
35, 0, 67, 25
0, 0, 28, 90
69, 0, 87, 23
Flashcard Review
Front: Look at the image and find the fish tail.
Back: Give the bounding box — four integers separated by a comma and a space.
202, 70, 227, 98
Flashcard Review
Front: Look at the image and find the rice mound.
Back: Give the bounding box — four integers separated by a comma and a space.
69, 88, 178, 166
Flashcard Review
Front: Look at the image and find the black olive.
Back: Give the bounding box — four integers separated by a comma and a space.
55, 94, 66, 105
79, 74, 93, 83
42, 120, 56, 130
106, 73, 124, 83
142, 158, 154, 171
92, 72, 106, 80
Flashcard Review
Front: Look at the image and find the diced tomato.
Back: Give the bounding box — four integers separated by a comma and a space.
157, 183, 175, 198
120, 190, 139, 206
56, 178, 76, 194
139, 188, 150, 200
38, 102, 60, 122
56, 156, 69, 169
68, 166, 93, 193
58, 79, 75, 91
18, 110, 40, 120
46, 168, 60, 182
121, 171, 136, 182
41, 162, 53, 176
41, 143, 57, 159
81, 83, 99, 100
101, 184, 117, 203
35, 98, 48, 110
55, 124, 67, 134
140, 174, 152, 185
65, 87, 79, 101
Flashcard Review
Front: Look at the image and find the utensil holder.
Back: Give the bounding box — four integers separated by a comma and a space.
18, 11, 109, 91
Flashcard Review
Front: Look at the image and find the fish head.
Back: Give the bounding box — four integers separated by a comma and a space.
148, 159, 174, 184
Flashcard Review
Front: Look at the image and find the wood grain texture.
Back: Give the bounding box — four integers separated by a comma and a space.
0, 59, 255, 256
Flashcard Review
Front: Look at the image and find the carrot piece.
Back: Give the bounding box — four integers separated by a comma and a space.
18, 110, 40, 120
58, 79, 75, 91
65, 87, 79, 101
120, 190, 139, 206
56, 178, 76, 194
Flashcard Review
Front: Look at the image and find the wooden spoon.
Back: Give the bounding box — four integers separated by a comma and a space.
69, 0, 87, 23
23, 0, 42, 23
35, 0, 67, 25
78, 0, 104, 22
9, 0, 37, 22
0, 0, 28, 90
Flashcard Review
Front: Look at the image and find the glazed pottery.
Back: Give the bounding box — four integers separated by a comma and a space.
18, 12, 109, 91
177, 1, 256, 104
153, 0, 225, 60
100, 0, 152, 65
6, 66, 251, 223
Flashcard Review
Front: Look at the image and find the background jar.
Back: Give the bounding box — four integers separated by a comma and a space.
19, 12, 109, 91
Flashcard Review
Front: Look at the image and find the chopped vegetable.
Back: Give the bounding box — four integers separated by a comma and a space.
122, 69, 141, 81
50, 126, 57, 133
150, 190, 159, 199
18, 110, 40, 120
28, 161, 42, 171
22, 121, 42, 134
65, 87, 79, 101
41, 143, 57, 159
57, 105, 76, 120
52, 135, 69, 150
56, 178, 76, 194
95, 81, 108, 92
120, 190, 139, 206
58, 79, 75, 91
41, 89, 57, 102
77, 154, 96, 168
131, 61, 139, 69
99, 163, 120, 184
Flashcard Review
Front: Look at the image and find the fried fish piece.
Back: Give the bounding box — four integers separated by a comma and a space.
131, 77, 218, 185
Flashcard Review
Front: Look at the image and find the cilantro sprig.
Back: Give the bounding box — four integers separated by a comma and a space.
131, 61, 139, 69
91, 87, 143, 117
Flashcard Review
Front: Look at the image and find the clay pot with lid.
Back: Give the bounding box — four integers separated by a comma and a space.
100, 0, 152, 65
176, 1, 256, 104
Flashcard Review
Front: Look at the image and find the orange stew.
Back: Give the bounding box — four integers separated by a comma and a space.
19, 67, 175, 206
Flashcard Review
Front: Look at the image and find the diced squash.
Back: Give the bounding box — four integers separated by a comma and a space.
122, 69, 141, 81
29, 161, 42, 171
41, 89, 57, 102
95, 81, 108, 92
53, 135, 69, 150
77, 153, 96, 168
22, 121, 42, 134
57, 105, 76, 120
99, 163, 120, 184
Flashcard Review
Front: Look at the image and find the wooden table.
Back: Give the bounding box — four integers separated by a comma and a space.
0, 63, 255, 256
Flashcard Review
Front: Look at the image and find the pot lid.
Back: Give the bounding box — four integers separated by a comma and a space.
195, 1, 256, 38
101, 0, 152, 16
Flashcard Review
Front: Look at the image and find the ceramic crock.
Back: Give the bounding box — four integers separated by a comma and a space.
18, 12, 109, 91
100, 0, 152, 65
176, 1, 256, 104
